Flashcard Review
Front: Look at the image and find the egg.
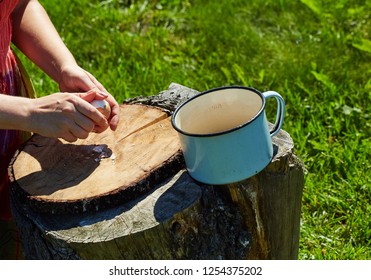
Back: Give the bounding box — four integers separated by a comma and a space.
91, 99, 111, 119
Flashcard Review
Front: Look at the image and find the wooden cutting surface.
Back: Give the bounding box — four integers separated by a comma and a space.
9, 104, 182, 213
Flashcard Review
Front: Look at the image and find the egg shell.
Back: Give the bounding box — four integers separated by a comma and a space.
91, 99, 111, 119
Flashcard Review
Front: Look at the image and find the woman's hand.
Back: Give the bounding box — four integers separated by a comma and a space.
58, 64, 120, 131
27, 91, 110, 142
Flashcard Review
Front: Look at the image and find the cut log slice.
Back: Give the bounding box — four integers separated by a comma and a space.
9, 104, 183, 214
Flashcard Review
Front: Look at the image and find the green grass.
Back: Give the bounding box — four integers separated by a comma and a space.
16, 0, 371, 259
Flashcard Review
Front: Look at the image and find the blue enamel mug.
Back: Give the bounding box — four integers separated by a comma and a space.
171, 86, 285, 185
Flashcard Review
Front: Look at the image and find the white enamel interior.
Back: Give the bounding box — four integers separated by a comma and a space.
174, 88, 263, 135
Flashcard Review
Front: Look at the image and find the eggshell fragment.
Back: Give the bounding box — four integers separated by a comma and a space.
91, 99, 111, 119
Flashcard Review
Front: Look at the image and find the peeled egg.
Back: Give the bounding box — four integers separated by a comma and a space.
91, 99, 111, 119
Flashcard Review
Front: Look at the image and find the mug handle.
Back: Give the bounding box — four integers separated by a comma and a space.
262, 91, 286, 137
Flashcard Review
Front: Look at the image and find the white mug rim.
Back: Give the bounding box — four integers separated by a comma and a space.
171, 85, 266, 137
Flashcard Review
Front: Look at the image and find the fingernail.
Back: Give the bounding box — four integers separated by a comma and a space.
98, 90, 109, 97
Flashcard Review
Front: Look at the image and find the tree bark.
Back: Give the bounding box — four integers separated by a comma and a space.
10, 83, 305, 260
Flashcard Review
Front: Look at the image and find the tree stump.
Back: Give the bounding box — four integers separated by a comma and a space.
9, 83, 305, 260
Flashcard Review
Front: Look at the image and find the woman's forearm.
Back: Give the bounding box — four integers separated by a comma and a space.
0, 92, 110, 142
0, 94, 32, 132
11, 0, 77, 84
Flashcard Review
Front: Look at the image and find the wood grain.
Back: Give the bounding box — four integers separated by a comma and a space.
9, 104, 182, 214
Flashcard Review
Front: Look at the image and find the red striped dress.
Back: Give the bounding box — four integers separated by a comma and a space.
1, 0, 34, 259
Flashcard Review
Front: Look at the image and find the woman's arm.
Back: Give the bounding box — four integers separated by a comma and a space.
0, 91, 109, 143
11, 0, 120, 131
11, 0, 76, 84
